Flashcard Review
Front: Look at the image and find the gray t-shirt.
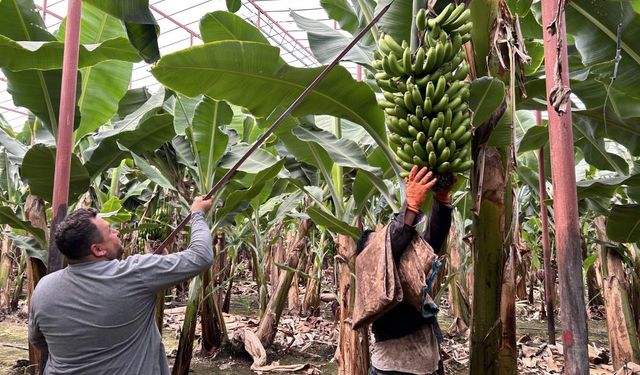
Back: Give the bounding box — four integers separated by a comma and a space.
29, 211, 213, 375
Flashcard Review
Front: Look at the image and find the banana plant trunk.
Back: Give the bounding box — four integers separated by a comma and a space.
0, 225, 13, 310
540, 1, 589, 372
24, 195, 48, 375
172, 276, 201, 375
447, 219, 470, 334
593, 217, 640, 370
536, 111, 557, 344
256, 218, 311, 347
336, 234, 369, 375
303, 259, 321, 315
200, 267, 227, 356
469, 145, 513, 375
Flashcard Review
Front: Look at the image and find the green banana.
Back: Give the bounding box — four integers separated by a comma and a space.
426, 140, 435, 154
416, 8, 427, 31
423, 97, 433, 114
413, 155, 427, 167
378, 99, 395, 109
428, 151, 437, 167
388, 52, 405, 76
409, 115, 423, 131
452, 63, 469, 81
423, 47, 437, 73
427, 3, 453, 28
402, 47, 412, 75
447, 9, 471, 30
457, 130, 472, 144
437, 161, 451, 173
411, 86, 423, 108
413, 140, 428, 159
429, 119, 441, 138
444, 127, 452, 141
434, 42, 446, 67
404, 91, 415, 112
415, 105, 424, 119
395, 105, 408, 119
437, 137, 447, 153
457, 160, 473, 171
433, 76, 446, 101
432, 94, 449, 112
397, 148, 414, 164
433, 127, 443, 143
444, 109, 453, 127
442, 4, 465, 29
425, 81, 435, 100
384, 34, 405, 56
398, 118, 410, 133
449, 158, 462, 171
437, 147, 451, 163
414, 47, 426, 75
378, 35, 392, 55
451, 124, 467, 141
375, 72, 390, 81
452, 22, 473, 35
408, 125, 419, 137
417, 132, 427, 145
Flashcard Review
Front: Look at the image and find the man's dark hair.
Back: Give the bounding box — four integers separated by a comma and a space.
54, 208, 102, 260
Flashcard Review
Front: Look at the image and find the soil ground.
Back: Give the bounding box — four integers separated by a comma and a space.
0, 298, 611, 375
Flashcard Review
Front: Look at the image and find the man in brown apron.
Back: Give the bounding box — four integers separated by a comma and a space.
356, 165, 454, 375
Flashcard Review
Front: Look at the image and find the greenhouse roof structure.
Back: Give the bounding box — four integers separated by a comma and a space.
1, 0, 360, 128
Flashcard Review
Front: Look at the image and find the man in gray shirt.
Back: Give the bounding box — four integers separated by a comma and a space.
29, 196, 214, 374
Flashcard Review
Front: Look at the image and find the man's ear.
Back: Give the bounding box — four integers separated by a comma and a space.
89, 243, 106, 257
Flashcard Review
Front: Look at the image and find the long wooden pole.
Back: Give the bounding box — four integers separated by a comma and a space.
48, 0, 82, 274
154, 1, 395, 254
540, 1, 588, 373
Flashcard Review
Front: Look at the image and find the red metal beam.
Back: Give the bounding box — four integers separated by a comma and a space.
246, 0, 314, 57
35, 4, 64, 21
149, 4, 201, 40
0, 105, 27, 115
541, 1, 589, 373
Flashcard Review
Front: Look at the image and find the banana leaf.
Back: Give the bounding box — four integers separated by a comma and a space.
292, 126, 379, 173
320, 0, 360, 34
58, 2, 134, 141
218, 143, 280, 174
151, 40, 388, 144
0, 0, 80, 136
374, 0, 426, 44
606, 204, 640, 243
191, 97, 231, 191
215, 160, 285, 228
20, 144, 90, 204
0, 36, 139, 71
291, 11, 374, 65
307, 205, 360, 240
469, 76, 506, 127
84, 0, 160, 63
0, 127, 27, 163
200, 11, 270, 45
566, 0, 640, 119
85, 113, 175, 178
226, 0, 241, 13
5, 232, 48, 264
117, 88, 152, 119
173, 95, 202, 136
0, 207, 46, 246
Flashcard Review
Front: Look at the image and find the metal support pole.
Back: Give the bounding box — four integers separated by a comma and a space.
540, 1, 589, 373
536, 111, 556, 345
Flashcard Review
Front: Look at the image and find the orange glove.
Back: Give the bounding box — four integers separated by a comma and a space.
405, 165, 437, 213
432, 174, 457, 204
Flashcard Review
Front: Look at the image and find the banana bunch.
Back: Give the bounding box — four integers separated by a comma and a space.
372, 3, 473, 187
